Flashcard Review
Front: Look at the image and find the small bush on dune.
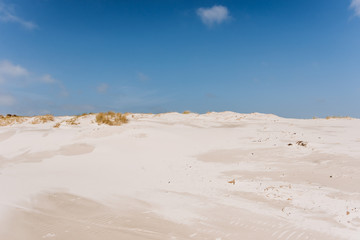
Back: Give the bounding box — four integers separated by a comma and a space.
31, 114, 54, 124
53, 113, 95, 128
65, 113, 96, 126
0, 115, 27, 126
65, 116, 80, 125
183, 110, 191, 114
78, 112, 95, 117
325, 116, 350, 120
96, 111, 128, 126
296, 141, 308, 147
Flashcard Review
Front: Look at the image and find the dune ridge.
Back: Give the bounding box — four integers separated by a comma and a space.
0, 112, 360, 240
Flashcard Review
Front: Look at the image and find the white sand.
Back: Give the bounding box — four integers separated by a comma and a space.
0, 112, 359, 240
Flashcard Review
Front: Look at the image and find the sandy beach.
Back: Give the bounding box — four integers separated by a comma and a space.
0, 112, 359, 240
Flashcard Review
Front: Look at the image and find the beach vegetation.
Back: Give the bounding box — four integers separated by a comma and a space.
53, 122, 61, 128
65, 116, 80, 125
0, 114, 27, 126
31, 114, 54, 124
325, 116, 351, 119
96, 111, 128, 126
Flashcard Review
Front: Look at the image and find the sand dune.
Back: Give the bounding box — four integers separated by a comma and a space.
0, 112, 359, 239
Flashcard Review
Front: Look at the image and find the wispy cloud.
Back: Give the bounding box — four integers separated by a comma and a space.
41, 74, 69, 97
0, 2, 38, 30
41, 74, 57, 84
0, 59, 69, 114
96, 83, 109, 94
0, 63, 65, 93
0, 60, 28, 83
196, 5, 230, 27
350, 0, 360, 16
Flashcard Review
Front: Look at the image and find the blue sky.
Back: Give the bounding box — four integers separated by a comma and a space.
0, 0, 360, 118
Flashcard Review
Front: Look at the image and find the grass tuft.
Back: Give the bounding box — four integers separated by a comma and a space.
325, 116, 350, 120
0, 115, 27, 126
96, 111, 128, 126
65, 116, 80, 125
296, 141, 308, 147
182, 110, 191, 114
31, 115, 54, 124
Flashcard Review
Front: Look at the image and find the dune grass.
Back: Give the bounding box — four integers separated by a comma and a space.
1, 112, 129, 127
54, 113, 95, 128
183, 110, 191, 114
53, 122, 61, 128
96, 111, 128, 126
325, 116, 351, 120
0, 115, 27, 126
65, 116, 80, 126
31, 114, 54, 124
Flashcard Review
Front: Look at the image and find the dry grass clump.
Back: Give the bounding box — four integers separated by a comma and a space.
53, 117, 80, 128
183, 110, 191, 114
325, 116, 351, 120
65, 113, 94, 126
31, 114, 54, 124
0, 114, 27, 126
228, 179, 236, 185
65, 116, 80, 125
96, 111, 128, 126
78, 112, 94, 117
296, 141, 308, 147
53, 113, 95, 128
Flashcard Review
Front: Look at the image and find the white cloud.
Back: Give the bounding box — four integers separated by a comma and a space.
0, 2, 37, 30
41, 74, 57, 84
40, 74, 68, 97
96, 83, 109, 93
351, 0, 360, 16
196, 5, 230, 27
40, 74, 61, 84
0, 60, 29, 83
0, 60, 28, 78
0, 59, 72, 115
0, 59, 68, 103
0, 94, 15, 106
